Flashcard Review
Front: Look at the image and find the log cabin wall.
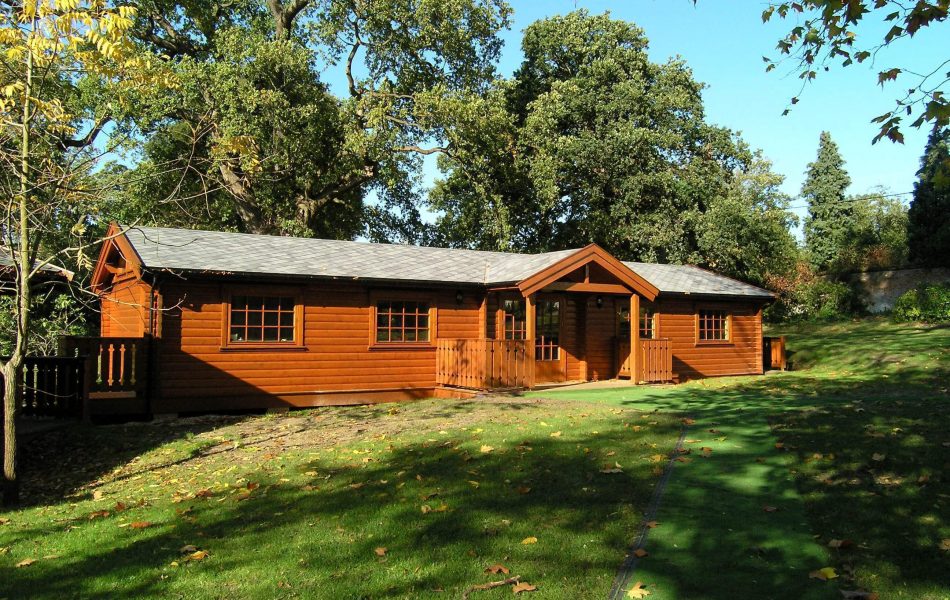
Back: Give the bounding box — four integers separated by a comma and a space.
100, 277, 151, 337
654, 297, 763, 380
149, 280, 483, 413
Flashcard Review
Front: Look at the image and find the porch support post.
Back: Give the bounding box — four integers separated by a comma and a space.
478, 292, 488, 339
630, 293, 640, 384
525, 293, 536, 388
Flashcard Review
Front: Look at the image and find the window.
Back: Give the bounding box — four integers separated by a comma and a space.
536, 300, 560, 361
229, 295, 296, 343
698, 309, 730, 342
502, 299, 526, 340
640, 306, 656, 340
376, 301, 430, 343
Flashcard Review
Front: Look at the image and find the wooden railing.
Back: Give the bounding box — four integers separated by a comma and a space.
60, 336, 150, 399
617, 338, 674, 383
436, 339, 534, 390
0, 357, 85, 419
763, 336, 787, 371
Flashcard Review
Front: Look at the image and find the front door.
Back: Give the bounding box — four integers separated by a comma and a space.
535, 298, 566, 382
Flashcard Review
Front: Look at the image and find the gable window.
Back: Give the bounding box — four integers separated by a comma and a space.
697, 309, 730, 343
376, 301, 430, 343
229, 295, 296, 343
502, 299, 526, 340
640, 306, 656, 340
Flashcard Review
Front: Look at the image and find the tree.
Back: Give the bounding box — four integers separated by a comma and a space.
802, 131, 852, 270
697, 155, 800, 286
907, 126, 950, 266
430, 10, 753, 263
116, 0, 511, 241
835, 191, 909, 272
760, 1, 949, 145
0, 1, 168, 505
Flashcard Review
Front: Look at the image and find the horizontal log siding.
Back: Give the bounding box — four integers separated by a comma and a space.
656, 298, 763, 380
151, 282, 481, 411
101, 278, 150, 337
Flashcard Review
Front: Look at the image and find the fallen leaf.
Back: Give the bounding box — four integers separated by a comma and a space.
871, 453, 886, 462
421, 505, 432, 514
16, 558, 36, 568
681, 418, 695, 425
0, 517, 9, 525
940, 539, 950, 552
92, 490, 104, 501
828, 539, 853, 549
512, 582, 537, 594
246, 482, 260, 491
374, 547, 387, 557
516, 486, 531, 495
480, 445, 494, 453
179, 545, 198, 554
600, 462, 623, 474
550, 431, 561, 438
88, 510, 110, 520
348, 483, 364, 490
114, 502, 127, 512
485, 563, 510, 575
194, 489, 213, 498
129, 521, 152, 529
809, 567, 838, 581
188, 550, 209, 561
645, 521, 659, 528
521, 536, 538, 545
700, 447, 713, 457
763, 505, 778, 513
633, 548, 648, 558
627, 581, 651, 598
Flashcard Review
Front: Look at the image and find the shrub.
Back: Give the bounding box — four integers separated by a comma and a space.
893, 283, 950, 322
765, 262, 862, 322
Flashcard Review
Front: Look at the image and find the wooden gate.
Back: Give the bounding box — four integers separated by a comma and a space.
617, 338, 674, 383
436, 339, 533, 390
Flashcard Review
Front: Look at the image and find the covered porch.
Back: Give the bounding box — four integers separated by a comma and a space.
436, 245, 673, 392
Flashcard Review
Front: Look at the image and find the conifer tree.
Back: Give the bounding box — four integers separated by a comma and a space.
907, 126, 950, 267
802, 132, 852, 270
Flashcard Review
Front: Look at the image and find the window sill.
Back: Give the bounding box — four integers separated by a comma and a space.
695, 341, 733, 347
368, 343, 436, 351
220, 344, 307, 352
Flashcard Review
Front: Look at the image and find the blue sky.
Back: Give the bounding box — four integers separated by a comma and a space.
490, 1, 947, 220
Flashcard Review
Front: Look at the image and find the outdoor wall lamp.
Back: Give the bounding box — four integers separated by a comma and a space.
596, 295, 603, 308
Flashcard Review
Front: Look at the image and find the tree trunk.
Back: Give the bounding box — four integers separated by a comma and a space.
2, 363, 19, 506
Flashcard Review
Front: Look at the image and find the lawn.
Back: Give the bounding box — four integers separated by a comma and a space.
529, 318, 950, 600
0, 398, 682, 599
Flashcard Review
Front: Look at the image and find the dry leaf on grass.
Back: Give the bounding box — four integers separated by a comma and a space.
187, 550, 209, 562
681, 418, 695, 425
871, 453, 886, 462
627, 581, 651, 598
512, 581, 537, 594
15, 558, 36, 568
480, 445, 494, 453
485, 564, 510, 575
521, 536, 538, 545
516, 486, 531, 495
600, 463, 623, 474
645, 521, 659, 528
0, 517, 10, 525
939, 539, 950, 552
809, 567, 838, 581
633, 548, 648, 558
179, 545, 198, 554
763, 505, 778, 513
374, 547, 387, 557
827, 539, 853, 549
92, 490, 104, 501
129, 521, 152, 529
549, 431, 562, 438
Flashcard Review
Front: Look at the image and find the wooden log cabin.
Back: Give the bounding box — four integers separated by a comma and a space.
88, 224, 774, 415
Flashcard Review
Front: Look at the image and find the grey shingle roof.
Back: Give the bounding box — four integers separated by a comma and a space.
123, 226, 772, 298
0, 251, 73, 279
624, 262, 773, 298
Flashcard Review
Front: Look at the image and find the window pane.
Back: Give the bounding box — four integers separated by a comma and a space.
264, 312, 278, 326
279, 327, 294, 342
230, 327, 245, 342
229, 295, 296, 343
418, 328, 429, 342
231, 312, 246, 326
248, 312, 262, 327
263, 327, 279, 342
280, 312, 294, 327
246, 328, 263, 342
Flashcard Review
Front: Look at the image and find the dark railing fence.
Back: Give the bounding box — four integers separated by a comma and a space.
0, 356, 85, 419
60, 336, 149, 399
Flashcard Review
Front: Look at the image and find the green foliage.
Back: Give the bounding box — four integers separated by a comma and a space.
893, 283, 950, 322
697, 155, 800, 286
832, 191, 909, 273
431, 10, 783, 272
907, 126, 950, 267
765, 262, 860, 322
119, 0, 512, 241
0, 294, 90, 357
802, 131, 852, 270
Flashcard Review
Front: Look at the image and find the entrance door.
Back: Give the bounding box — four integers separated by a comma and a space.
535, 298, 565, 382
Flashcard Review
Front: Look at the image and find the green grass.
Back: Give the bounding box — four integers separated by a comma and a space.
529, 318, 950, 600
0, 399, 682, 599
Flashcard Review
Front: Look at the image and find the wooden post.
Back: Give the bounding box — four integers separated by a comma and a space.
525, 293, 536, 388
630, 294, 640, 385
478, 293, 488, 339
